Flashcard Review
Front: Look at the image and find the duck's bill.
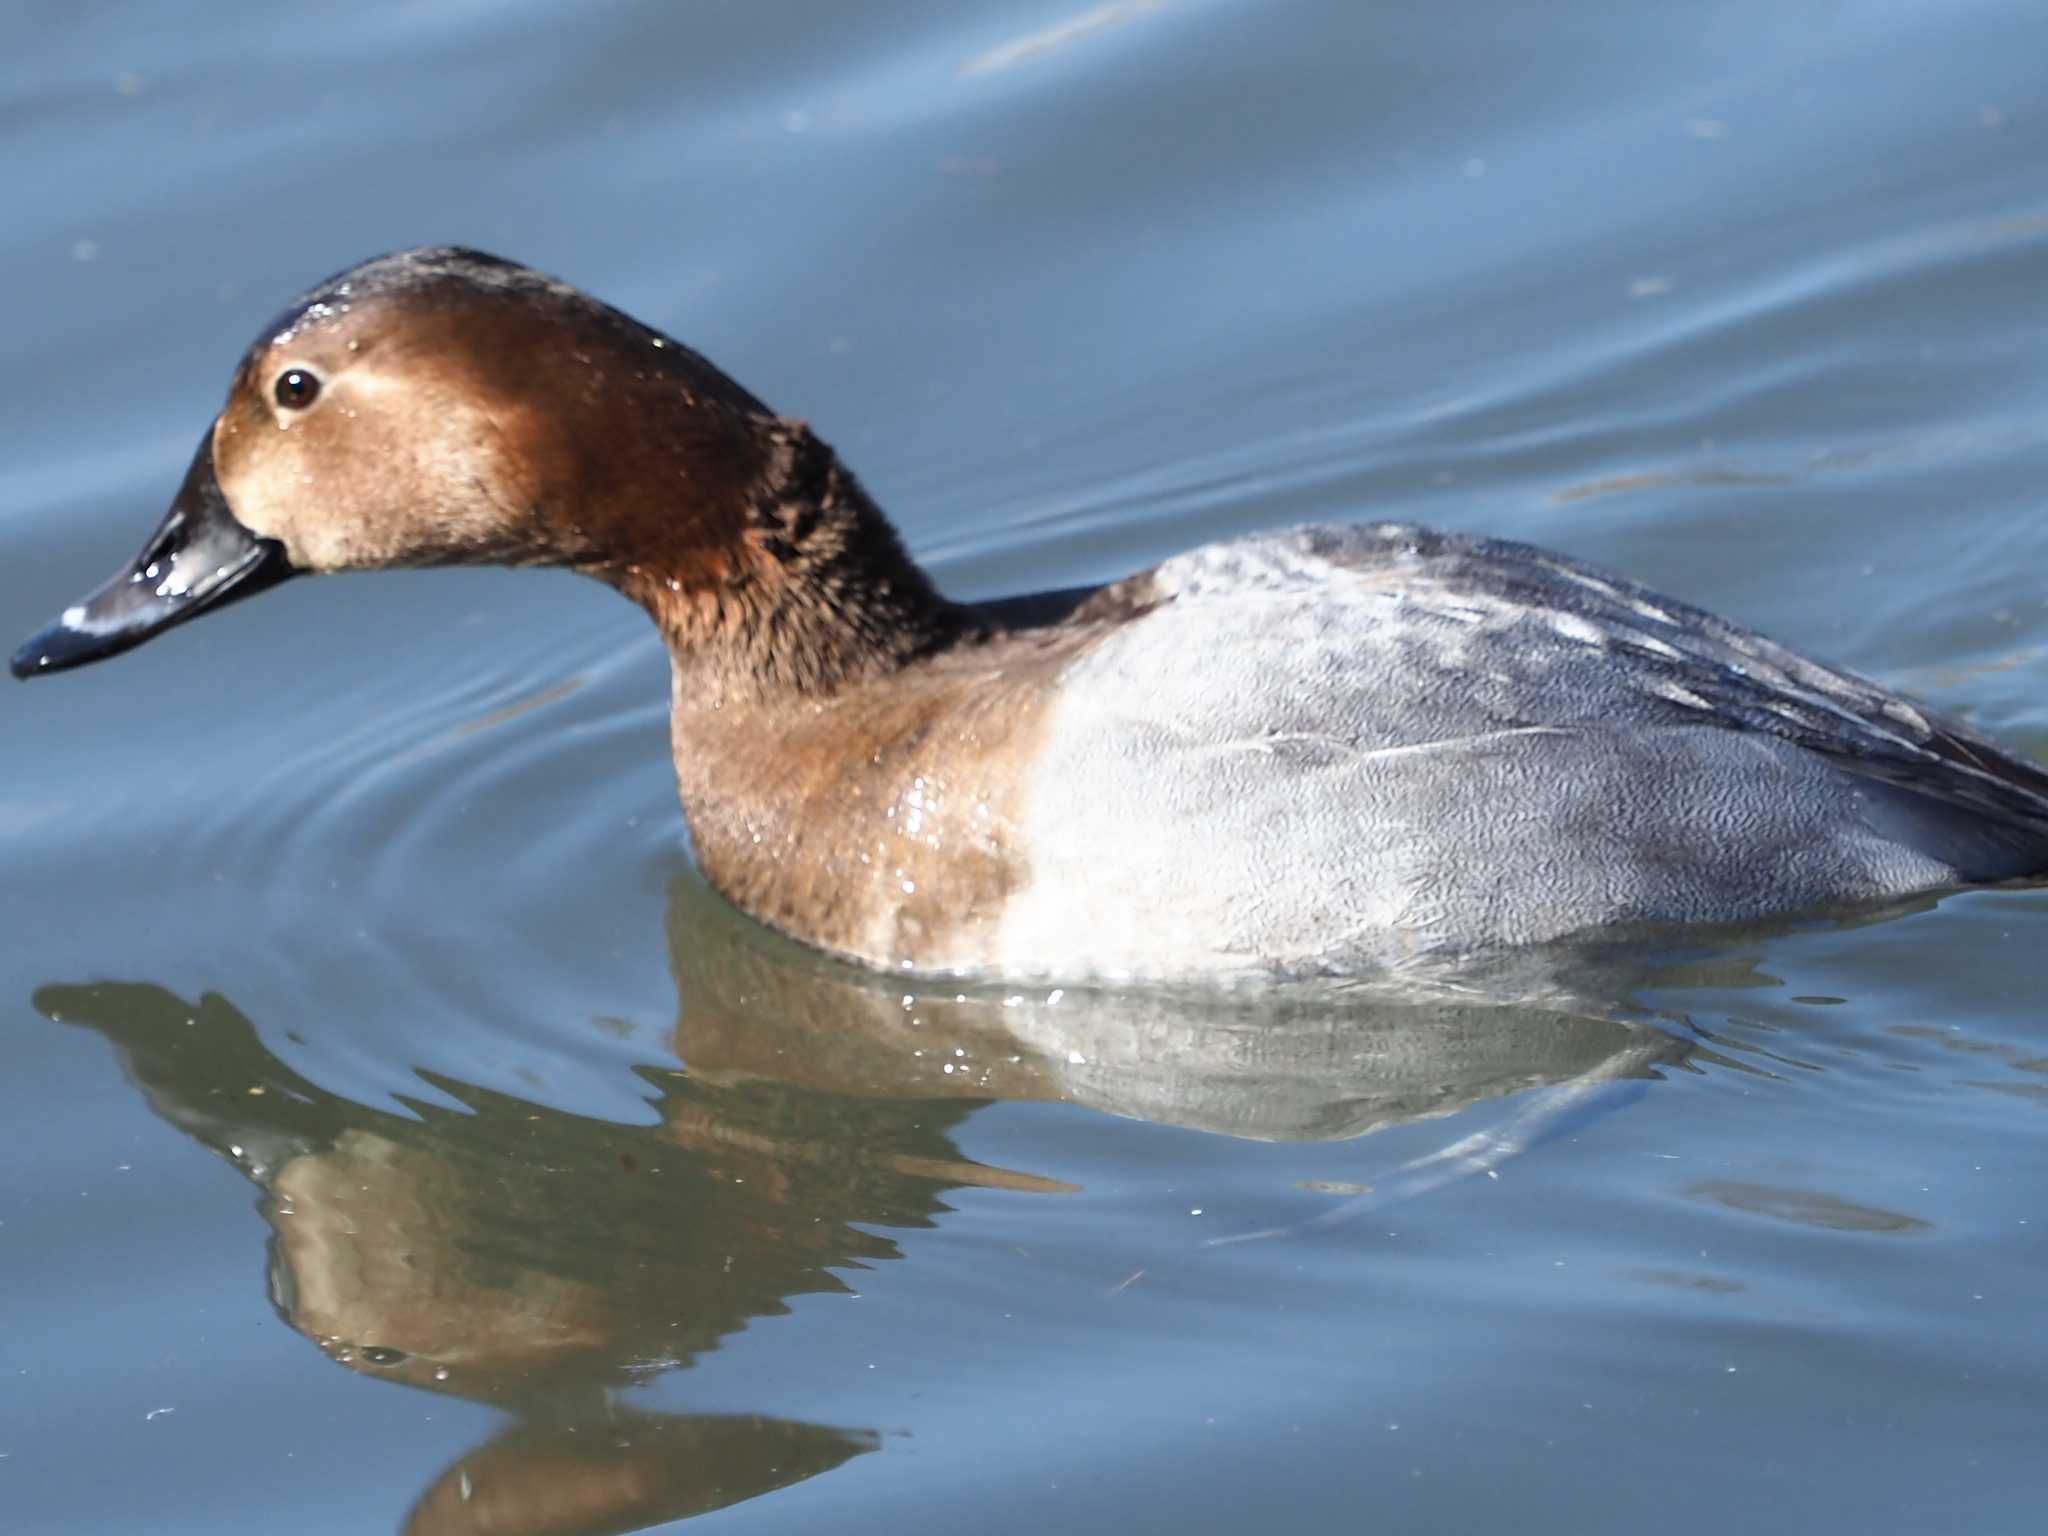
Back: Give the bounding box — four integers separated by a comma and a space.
10, 434, 295, 680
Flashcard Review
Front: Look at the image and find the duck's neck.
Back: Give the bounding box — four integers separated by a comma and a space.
626, 421, 1035, 971
620, 419, 977, 710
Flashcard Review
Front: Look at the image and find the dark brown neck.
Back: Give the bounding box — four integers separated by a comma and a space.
620, 420, 979, 708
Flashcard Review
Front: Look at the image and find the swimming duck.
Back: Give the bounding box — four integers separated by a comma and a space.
14, 247, 2048, 981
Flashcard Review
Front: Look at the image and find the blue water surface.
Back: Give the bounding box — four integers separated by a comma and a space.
5, 3, 2048, 1532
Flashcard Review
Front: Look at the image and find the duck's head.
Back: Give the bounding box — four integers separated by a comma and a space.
12, 246, 787, 679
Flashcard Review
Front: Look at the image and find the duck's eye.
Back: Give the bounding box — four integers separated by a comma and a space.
274, 368, 321, 409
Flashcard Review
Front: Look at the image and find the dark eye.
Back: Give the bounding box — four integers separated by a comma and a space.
274, 368, 321, 409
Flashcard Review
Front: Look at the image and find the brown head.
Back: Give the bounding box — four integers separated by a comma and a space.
13, 247, 952, 691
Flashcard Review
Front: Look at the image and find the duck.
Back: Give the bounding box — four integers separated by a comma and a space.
14, 247, 2048, 982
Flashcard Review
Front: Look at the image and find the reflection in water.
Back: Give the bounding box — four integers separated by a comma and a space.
656, 875, 1691, 1150
1688, 1180, 1931, 1234
404, 1416, 875, 1536
38, 981, 892, 1534
37, 876, 1710, 1533
1889, 1020, 2048, 1105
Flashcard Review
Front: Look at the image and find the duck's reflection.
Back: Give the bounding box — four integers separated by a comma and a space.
39, 979, 903, 1533
36, 877, 1704, 1534
654, 875, 1693, 1148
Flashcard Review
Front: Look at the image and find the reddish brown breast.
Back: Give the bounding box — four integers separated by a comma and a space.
667, 622, 1112, 971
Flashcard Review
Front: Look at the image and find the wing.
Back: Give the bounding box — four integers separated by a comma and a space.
1142, 523, 2048, 843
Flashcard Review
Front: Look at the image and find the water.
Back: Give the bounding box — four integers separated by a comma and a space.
6, 2, 2048, 1531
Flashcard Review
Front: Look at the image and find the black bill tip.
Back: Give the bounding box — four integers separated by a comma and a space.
11, 619, 106, 679
11, 432, 295, 681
